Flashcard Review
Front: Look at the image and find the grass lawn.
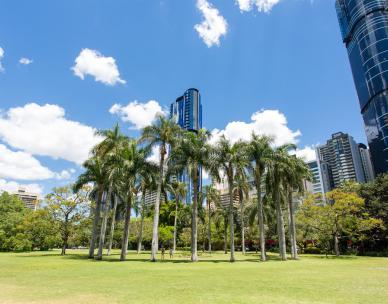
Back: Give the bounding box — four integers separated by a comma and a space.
0, 250, 387, 304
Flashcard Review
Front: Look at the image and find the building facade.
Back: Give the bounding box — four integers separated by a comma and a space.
12, 187, 39, 211
306, 160, 332, 197
170, 88, 203, 204
317, 132, 366, 189
336, 0, 388, 175
358, 143, 376, 182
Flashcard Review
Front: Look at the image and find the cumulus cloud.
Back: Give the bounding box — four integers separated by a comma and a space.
72, 48, 126, 86
0, 47, 4, 72
0, 144, 74, 181
19, 57, 33, 65
0, 179, 43, 195
0, 144, 55, 180
110, 100, 165, 129
195, 0, 228, 47
0, 103, 102, 165
293, 145, 317, 162
210, 109, 301, 146
236, 0, 281, 13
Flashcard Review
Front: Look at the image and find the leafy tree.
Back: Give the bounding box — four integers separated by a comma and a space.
46, 185, 90, 255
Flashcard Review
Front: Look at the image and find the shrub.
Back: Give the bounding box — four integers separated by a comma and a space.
304, 246, 321, 254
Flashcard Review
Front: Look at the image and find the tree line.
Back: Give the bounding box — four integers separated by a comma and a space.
1, 116, 387, 259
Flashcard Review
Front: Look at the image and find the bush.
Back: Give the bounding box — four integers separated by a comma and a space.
304, 246, 321, 254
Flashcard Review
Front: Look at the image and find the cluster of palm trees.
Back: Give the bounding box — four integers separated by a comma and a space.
75, 115, 311, 262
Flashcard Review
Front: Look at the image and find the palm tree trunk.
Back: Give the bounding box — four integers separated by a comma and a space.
334, 233, 340, 256
240, 190, 245, 255
107, 194, 119, 256
96, 183, 113, 260
191, 170, 199, 262
228, 176, 235, 263
256, 172, 266, 261
120, 193, 132, 261
151, 147, 165, 262
224, 215, 228, 254
89, 188, 103, 259
207, 201, 212, 254
275, 190, 287, 261
173, 197, 179, 253
137, 191, 146, 254
287, 190, 298, 260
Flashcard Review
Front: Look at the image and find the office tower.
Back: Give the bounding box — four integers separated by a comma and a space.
12, 187, 39, 211
170, 88, 203, 204
358, 143, 375, 182
306, 160, 332, 196
336, 0, 388, 175
317, 132, 366, 189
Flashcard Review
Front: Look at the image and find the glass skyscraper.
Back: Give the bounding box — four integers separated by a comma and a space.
170, 88, 203, 204
336, 0, 388, 175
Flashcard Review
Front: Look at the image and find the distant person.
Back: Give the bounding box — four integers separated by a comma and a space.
169, 248, 173, 259
161, 247, 165, 260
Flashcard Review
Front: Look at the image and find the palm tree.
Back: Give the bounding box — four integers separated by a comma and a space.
266, 144, 295, 261
119, 140, 154, 261
210, 136, 249, 262
203, 185, 220, 254
283, 155, 312, 260
166, 181, 186, 253
73, 155, 107, 259
169, 129, 212, 262
140, 116, 182, 262
94, 124, 128, 260
107, 193, 120, 256
234, 171, 250, 255
246, 134, 273, 261
136, 165, 157, 254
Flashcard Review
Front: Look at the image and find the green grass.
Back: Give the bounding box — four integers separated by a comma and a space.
0, 250, 387, 304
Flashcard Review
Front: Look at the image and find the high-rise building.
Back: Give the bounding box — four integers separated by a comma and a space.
305, 160, 332, 197
317, 132, 366, 189
336, 0, 388, 175
170, 88, 203, 204
358, 143, 375, 182
12, 187, 39, 211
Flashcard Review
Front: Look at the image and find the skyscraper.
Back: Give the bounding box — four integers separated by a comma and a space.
336, 0, 388, 175
358, 143, 375, 182
317, 132, 366, 189
170, 88, 203, 204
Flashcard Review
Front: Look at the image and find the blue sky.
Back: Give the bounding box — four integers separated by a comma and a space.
0, 0, 363, 195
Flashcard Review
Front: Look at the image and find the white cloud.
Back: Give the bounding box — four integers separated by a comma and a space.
194, 0, 228, 47
0, 179, 43, 195
147, 146, 160, 164
0, 144, 55, 180
72, 48, 126, 86
0, 47, 4, 72
0, 144, 74, 181
210, 109, 301, 146
19, 57, 33, 65
0, 103, 102, 165
293, 146, 317, 162
236, 0, 281, 13
110, 100, 165, 129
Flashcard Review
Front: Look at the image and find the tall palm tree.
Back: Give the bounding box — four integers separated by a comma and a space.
169, 129, 212, 262
266, 144, 295, 261
136, 165, 157, 254
203, 185, 220, 254
140, 115, 182, 262
73, 155, 107, 259
210, 136, 249, 262
234, 171, 250, 255
119, 140, 154, 261
166, 181, 186, 253
246, 134, 273, 261
283, 155, 312, 260
94, 124, 128, 260
107, 193, 120, 256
